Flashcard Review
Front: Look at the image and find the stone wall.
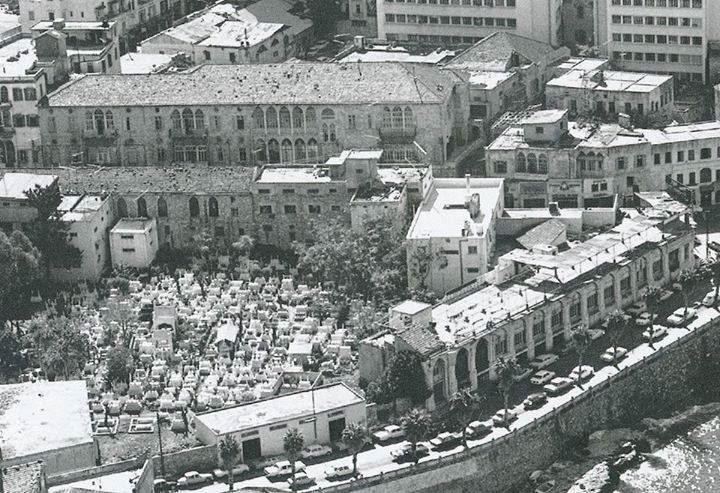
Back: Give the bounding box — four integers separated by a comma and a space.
47, 456, 146, 487
317, 314, 720, 493
152, 444, 217, 478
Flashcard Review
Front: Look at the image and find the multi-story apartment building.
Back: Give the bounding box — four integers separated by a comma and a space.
377, 0, 564, 49
596, 0, 713, 84
38, 62, 469, 176
19, 0, 192, 53
369, 196, 694, 410
486, 108, 720, 208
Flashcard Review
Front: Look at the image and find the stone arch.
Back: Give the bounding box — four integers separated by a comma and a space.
279, 107, 291, 128
267, 139, 280, 163
189, 197, 200, 218
455, 348, 470, 389
516, 152, 526, 173
157, 197, 168, 217
433, 359, 447, 405
136, 197, 148, 217
266, 107, 278, 129
281, 139, 293, 163
252, 107, 265, 129
208, 196, 219, 217
255, 139, 267, 162
475, 338, 489, 375
117, 197, 128, 218
292, 107, 304, 129
294, 139, 306, 161
527, 153, 537, 173
701, 167, 712, 183
538, 154, 548, 174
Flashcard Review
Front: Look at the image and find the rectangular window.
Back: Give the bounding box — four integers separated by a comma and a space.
282, 189, 295, 194
604, 285, 615, 306
468, 245, 478, 254
284, 205, 297, 214
154, 116, 162, 130
259, 205, 273, 214
635, 155, 645, 168
677, 150, 684, 162
308, 204, 321, 214
616, 157, 625, 170
122, 248, 136, 253
12, 88, 23, 101
514, 330, 526, 349
665, 152, 672, 164
587, 293, 598, 314
236, 115, 245, 130
494, 161, 507, 173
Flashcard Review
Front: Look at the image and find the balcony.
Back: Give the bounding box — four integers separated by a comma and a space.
169, 127, 209, 143
379, 125, 417, 143
83, 129, 118, 146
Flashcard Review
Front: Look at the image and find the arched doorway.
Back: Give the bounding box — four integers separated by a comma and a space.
475, 339, 489, 375
432, 359, 446, 406
455, 348, 470, 389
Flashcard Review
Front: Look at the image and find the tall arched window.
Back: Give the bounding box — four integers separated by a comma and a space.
171, 110, 182, 129
701, 167, 712, 183
268, 139, 280, 163
182, 109, 194, 131
577, 152, 586, 171
208, 196, 219, 217
157, 197, 168, 217
194, 109, 205, 129
433, 359, 447, 405
85, 110, 94, 130
279, 107, 291, 129
94, 109, 106, 134
292, 107, 304, 129
382, 107, 392, 127
404, 107, 415, 127
295, 139, 306, 161
266, 107, 278, 129
329, 123, 336, 142
189, 197, 200, 218
0, 86, 7, 103
321, 108, 335, 121
322, 123, 329, 142
117, 197, 128, 218
538, 154, 548, 174
252, 107, 265, 130
527, 153, 538, 173
307, 138, 319, 162
281, 139, 293, 163
516, 152, 526, 172
104, 110, 114, 129
255, 139, 267, 162
392, 106, 403, 127
137, 197, 148, 217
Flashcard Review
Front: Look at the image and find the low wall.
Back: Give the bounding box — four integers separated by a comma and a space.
152, 444, 217, 478
47, 456, 146, 487
317, 313, 720, 493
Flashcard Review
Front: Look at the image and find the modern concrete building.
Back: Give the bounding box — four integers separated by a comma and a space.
377, 0, 564, 49
0, 172, 58, 226
109, 217, 158, 268
0, 381, 97, 475
193, 383, 366, 462
406, 176, 504, 295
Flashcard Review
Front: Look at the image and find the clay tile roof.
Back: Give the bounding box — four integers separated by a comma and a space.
517, 219, 567, 250
396, 323, 444, 356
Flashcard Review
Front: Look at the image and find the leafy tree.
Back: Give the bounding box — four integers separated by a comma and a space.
364, 378, 393, 405
107, 276, 131, 295
232, 235, 255, 257
25, 316, 90, 380
677, 269, 698, 322
0, 327, 25, 380
106, 299, 136, 346
24, 183, 81, 280
643, 285, 663, 350
105, 345, 134, 386
407, 244, 438, 291
384, 350, 431, 407
283, 428, 305, 479
219, 435, 241, 491
493, 356, 518, 428
570, 324, 592, 389
401, 408, 432, 464
0, 230, 41, 331
449, 388, 481, 448
341, 423, 367, 477
604, 310, 627, 370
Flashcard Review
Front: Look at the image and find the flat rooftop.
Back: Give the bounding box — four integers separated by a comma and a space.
111, 218, 154, 234
120, 53, 173, 74
520, 109, 567, 125
407, 178, 503, 240
194, 383, 364, 434
31, 20, 115, 31
58, 194, 106, 222
339, 47, 454, 64
466, 70, 515, 90
547, 69, 672, 93
256, 167, 334, 184
0, 381, 94, 460
0, 37, 38, 77
552, 57, 608, 74
0, 173, 57, 200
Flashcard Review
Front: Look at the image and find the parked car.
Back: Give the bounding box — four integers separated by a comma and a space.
601, 346, 628, 363
153, 478, 176, 492
529, 353, 559, 370
569, 365, 594, 382
300, 444, 332, 459
264, 460, 306, 478
372, 424, 405, 442
325, 464, 354, 480
643, 326, 668, 341
543, 377, 574, 396
626, 302, 647, 317
177, 471, 213, 487
660, 289, 674, 302
213, 464, 250, 479
666, 307, 697, 326
429, 431, 463, 449
523, 392, 548, 410
391, 442, 429, 461
465, 420, 492, 439
588, 328, 605, 341
492, 409, 517, 427
288, 472, 314, 489
530, 370, 556, 386
635, 312, 657, 327
513, 366, 534, 382
703, 290, 719, 307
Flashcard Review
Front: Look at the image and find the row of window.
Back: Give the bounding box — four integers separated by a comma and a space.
385, 0, 515, 5
392, 33, 483, 45
259, 204, 325, 215
0, 110, 40, 128
0, 86, 38, 103
611, 32, 703, 45
515, 153, 548, 174
613, 51, 703, 66
610, 15, 702, 27
385, 13, 516, 28
671, 168, 719, 185
611, 0, 702, 8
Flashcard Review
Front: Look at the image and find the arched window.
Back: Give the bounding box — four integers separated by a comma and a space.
701, 167, 712, 183
104, 110, 114, 129
307, 138, 319, 162
516, 153, 526, 173
433, 359, 446, 405
321, 108, 335, 121
538, 154, 548, 174
194, 109, 205, 129
279, 107, 291, 128
182, 109, 194, 131
157, 197, 168, 217
329, 123, 336, 142
171, 110, 182, 129
577, 152, 586, 171
322, 123, 329, 142
404, 107, 415, 127
0, 86, 7, 103
117, 197, 128, 218
295, 139, 306, 161
137, 197, 148, 217
208, 196, 219, 217
94, 109, 105, 134
475, 338, 489, 374
455, 348, 470, 389
266, 107, 278, 129
268, 139, 280, 163
85, 110, 94, 130
255, 139, 267, 162
189, 197, 200, 218
527, 153, 537, 173
382, 107, 392, 127
281, 139, 293, 163
392, 106, 403, 128
305, 107, 317, 127
252, 107, 265, 130
292, 107, 304, 129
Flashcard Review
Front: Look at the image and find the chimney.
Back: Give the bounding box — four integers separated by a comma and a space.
52, 18, 65, 31
618, 112, 632, 130
353, 35, 365, 50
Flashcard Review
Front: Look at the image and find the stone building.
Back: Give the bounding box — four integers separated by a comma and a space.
561, 0, 595, 50
38, 62, 468, 176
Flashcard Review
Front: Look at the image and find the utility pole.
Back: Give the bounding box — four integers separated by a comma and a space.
156, 411, 165, 478
705, 210, 710, 260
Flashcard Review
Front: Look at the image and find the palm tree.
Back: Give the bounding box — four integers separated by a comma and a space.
493, 356, 518, 428
604, 310, 627, 370
570, 324, 592, 389
643, 285, 663, 349
341, 423, 367, 477
219, 435, 240, 491
283, 428, 305, 480
401, 408, 432, 464
449, 388, 480, 448
677, 269, 697, 321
